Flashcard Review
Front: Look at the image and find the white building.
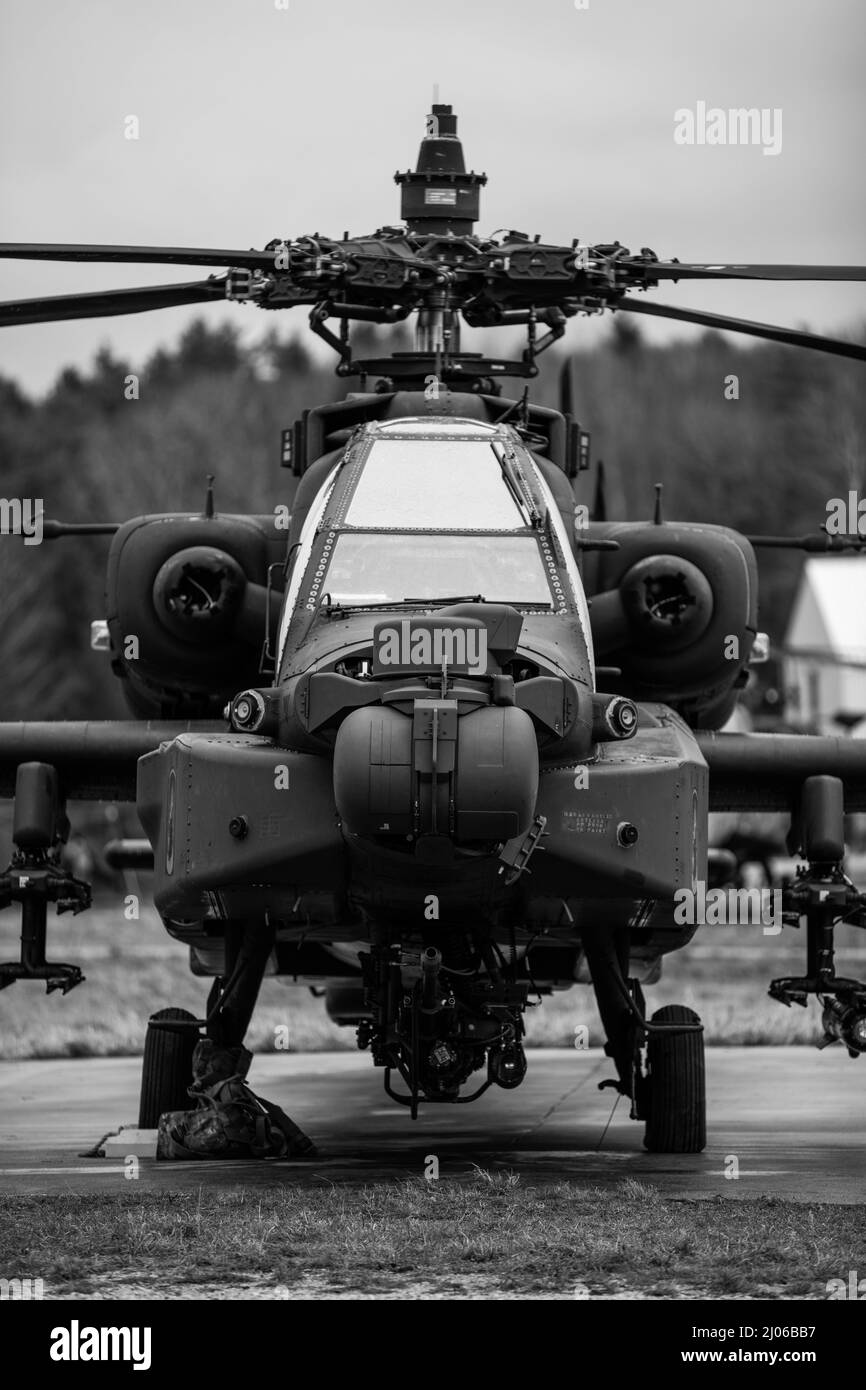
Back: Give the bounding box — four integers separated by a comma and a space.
784, 557, 866, 732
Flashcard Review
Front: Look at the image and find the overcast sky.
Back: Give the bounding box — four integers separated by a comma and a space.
0, 0, 864, 395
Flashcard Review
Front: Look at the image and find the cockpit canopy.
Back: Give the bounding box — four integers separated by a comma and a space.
278, 418, 593, 671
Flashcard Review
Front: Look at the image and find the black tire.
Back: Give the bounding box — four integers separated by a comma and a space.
138, 1007, 198, 1128
643, 1005, 706, 1153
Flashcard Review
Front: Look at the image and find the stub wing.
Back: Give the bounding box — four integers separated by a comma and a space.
2, 722, 866, 812
695, 731, 866, 813
0, 721, 222, 801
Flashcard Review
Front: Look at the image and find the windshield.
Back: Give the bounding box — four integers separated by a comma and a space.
321, 532, 554, 607
345, 439, 529, 529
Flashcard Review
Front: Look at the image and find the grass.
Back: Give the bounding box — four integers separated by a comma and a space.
1, 905, 864, 1059
1, 1177, 862, 1300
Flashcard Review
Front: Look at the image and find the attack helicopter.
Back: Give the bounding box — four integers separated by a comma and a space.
2, 102, 866, 1154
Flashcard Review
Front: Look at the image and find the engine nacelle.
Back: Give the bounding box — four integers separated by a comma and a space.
105, 512, 286, 717
586, 521, 758, 728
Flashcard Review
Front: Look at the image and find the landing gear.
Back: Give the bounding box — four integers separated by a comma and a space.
204, 920, 275, 1049
139, 1007, 198, 1127
137, 919, 274, 1126
582, 922, 706, 1153
139, 919, 314, 1157
642, 1005, 706, 1154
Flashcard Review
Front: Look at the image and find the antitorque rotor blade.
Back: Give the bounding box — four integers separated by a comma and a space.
0, 243, 283, 270
616, 296, 866, 361
0, 279, 229, 327
630, 262, 866, 283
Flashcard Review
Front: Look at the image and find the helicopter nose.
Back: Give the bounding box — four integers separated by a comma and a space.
333, 700, 538, 844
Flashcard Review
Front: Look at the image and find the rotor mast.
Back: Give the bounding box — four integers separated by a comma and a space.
395, 103, 486, 358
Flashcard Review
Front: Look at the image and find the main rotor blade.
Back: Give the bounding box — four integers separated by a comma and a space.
629, 262, 866, 282
616, 296, 866, 361
0, 279, 228, 326
0, 242, 281, 270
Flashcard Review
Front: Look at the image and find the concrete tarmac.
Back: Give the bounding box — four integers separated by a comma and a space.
0, 1048, 863, 1202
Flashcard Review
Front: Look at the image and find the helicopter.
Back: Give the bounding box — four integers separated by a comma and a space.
1, 101, 866, 1154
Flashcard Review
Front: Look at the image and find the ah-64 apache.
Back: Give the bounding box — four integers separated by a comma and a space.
2, 102, 866, 1154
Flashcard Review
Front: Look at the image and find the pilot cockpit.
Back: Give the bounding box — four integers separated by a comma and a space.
278, 418, 594, 671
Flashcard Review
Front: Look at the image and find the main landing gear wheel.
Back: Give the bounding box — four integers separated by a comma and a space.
643, 1005, 706, 1154
138, 1007, 199, 1128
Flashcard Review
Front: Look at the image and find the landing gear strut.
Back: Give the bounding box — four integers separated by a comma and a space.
582, 922, 706, 1153
205, 920, 275, 1049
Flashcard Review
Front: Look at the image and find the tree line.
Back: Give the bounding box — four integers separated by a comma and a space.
0, 316, 863, 719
